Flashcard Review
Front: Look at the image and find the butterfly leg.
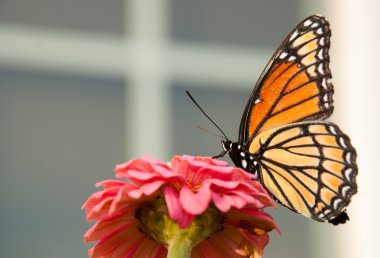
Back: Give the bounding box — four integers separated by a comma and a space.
213, 150, 227, 159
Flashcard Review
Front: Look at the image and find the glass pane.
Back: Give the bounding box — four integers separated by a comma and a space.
0, 0, 123, 35
171, 84, 312, 258
170, 0, 301, 47
0, 69, 125, 258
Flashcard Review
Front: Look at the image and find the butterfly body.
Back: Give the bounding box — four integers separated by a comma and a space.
218, 15, 357, 225
222, 140, 261, 177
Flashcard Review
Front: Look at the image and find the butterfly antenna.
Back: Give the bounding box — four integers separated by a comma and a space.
196, 125, 226, 139
186, 90, 228, 140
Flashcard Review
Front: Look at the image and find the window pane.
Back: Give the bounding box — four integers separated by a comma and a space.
170, 0, 301, 47
0, 0, 123, 35
0, 69, 125, 258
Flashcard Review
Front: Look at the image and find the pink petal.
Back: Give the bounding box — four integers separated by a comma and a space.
177, 211, 195, 228
130, 238, 167, 258
179, 184, 211, 215
164, 187, 182, 221
212, 193, 240, 212
89, 222, 143, 257
226, 190, 266, 208
120, 169, 159, 181
164, 187, 194, 228
84, 213, 136, 242
115, 159, 152, 176
196, 225, 246, 258
118, 167, 181, 187
119, 237, 146, 258
95, 179, 126, 188
82, 182, 124, 211
127, 180, 166, 199
150, 163, 177, 177
170, 156, 190, 177
108, 184, 158, 215
87, 197, 115, 220
244, 232, 269, 258
237, 208, 281, 234
194, 166, 253, 182
181, 155, 228, 167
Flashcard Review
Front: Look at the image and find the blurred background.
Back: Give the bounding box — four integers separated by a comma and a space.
0, 0, 379, 257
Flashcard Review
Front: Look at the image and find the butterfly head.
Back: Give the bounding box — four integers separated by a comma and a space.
214, 139, 237, 159
220, 140, 244, 165
222, 140, 243, 155
221, 139, 233, 152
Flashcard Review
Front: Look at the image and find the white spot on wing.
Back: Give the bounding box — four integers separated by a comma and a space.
323, 94, 328, 102
311, 22, 319, 28
333, 198, 343, 210
288, 55, 296, 61
304, 19, 312, 27
339, 137, 348, 148
344, 168, 353, 181
346, 152, 352, 163
317, 28, 324, 35
290, 30, 299, 41
318, 63, 325, 74
341, 185, 351, 197
324, 102, 330, 108
321, 78, 328, 89
319, 38, 325, 47
279, 52, 288, 59
254, 98, 262, 104
329, 126, 337, 135
318, 49, 324, 59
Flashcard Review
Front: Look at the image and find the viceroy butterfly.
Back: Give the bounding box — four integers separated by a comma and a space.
188, 14, 358, 225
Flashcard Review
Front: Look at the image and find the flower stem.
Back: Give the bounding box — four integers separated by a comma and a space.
167, 237, 193, 258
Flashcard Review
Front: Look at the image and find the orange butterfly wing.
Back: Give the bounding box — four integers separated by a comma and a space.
239, 15, 334, 145
248, 121, 357, 222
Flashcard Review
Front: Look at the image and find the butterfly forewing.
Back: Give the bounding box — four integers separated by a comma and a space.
249, 122, 357, 222
239, 15, 334, 145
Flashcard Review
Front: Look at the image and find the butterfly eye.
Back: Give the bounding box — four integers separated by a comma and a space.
222, 140, 232, 151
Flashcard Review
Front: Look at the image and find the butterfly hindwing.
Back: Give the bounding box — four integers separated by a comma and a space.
248, 121, 357, 222
239, 15, 334, 145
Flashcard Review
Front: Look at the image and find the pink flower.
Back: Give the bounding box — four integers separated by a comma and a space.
83, 155, 279, 258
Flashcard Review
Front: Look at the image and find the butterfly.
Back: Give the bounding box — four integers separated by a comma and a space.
188, 14, 358, 225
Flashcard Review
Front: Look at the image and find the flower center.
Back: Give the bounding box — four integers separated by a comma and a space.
136, 198, 225, 249
185, 180, 202, 192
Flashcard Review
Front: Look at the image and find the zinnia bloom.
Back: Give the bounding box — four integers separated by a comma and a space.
83, 155, 279, 258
